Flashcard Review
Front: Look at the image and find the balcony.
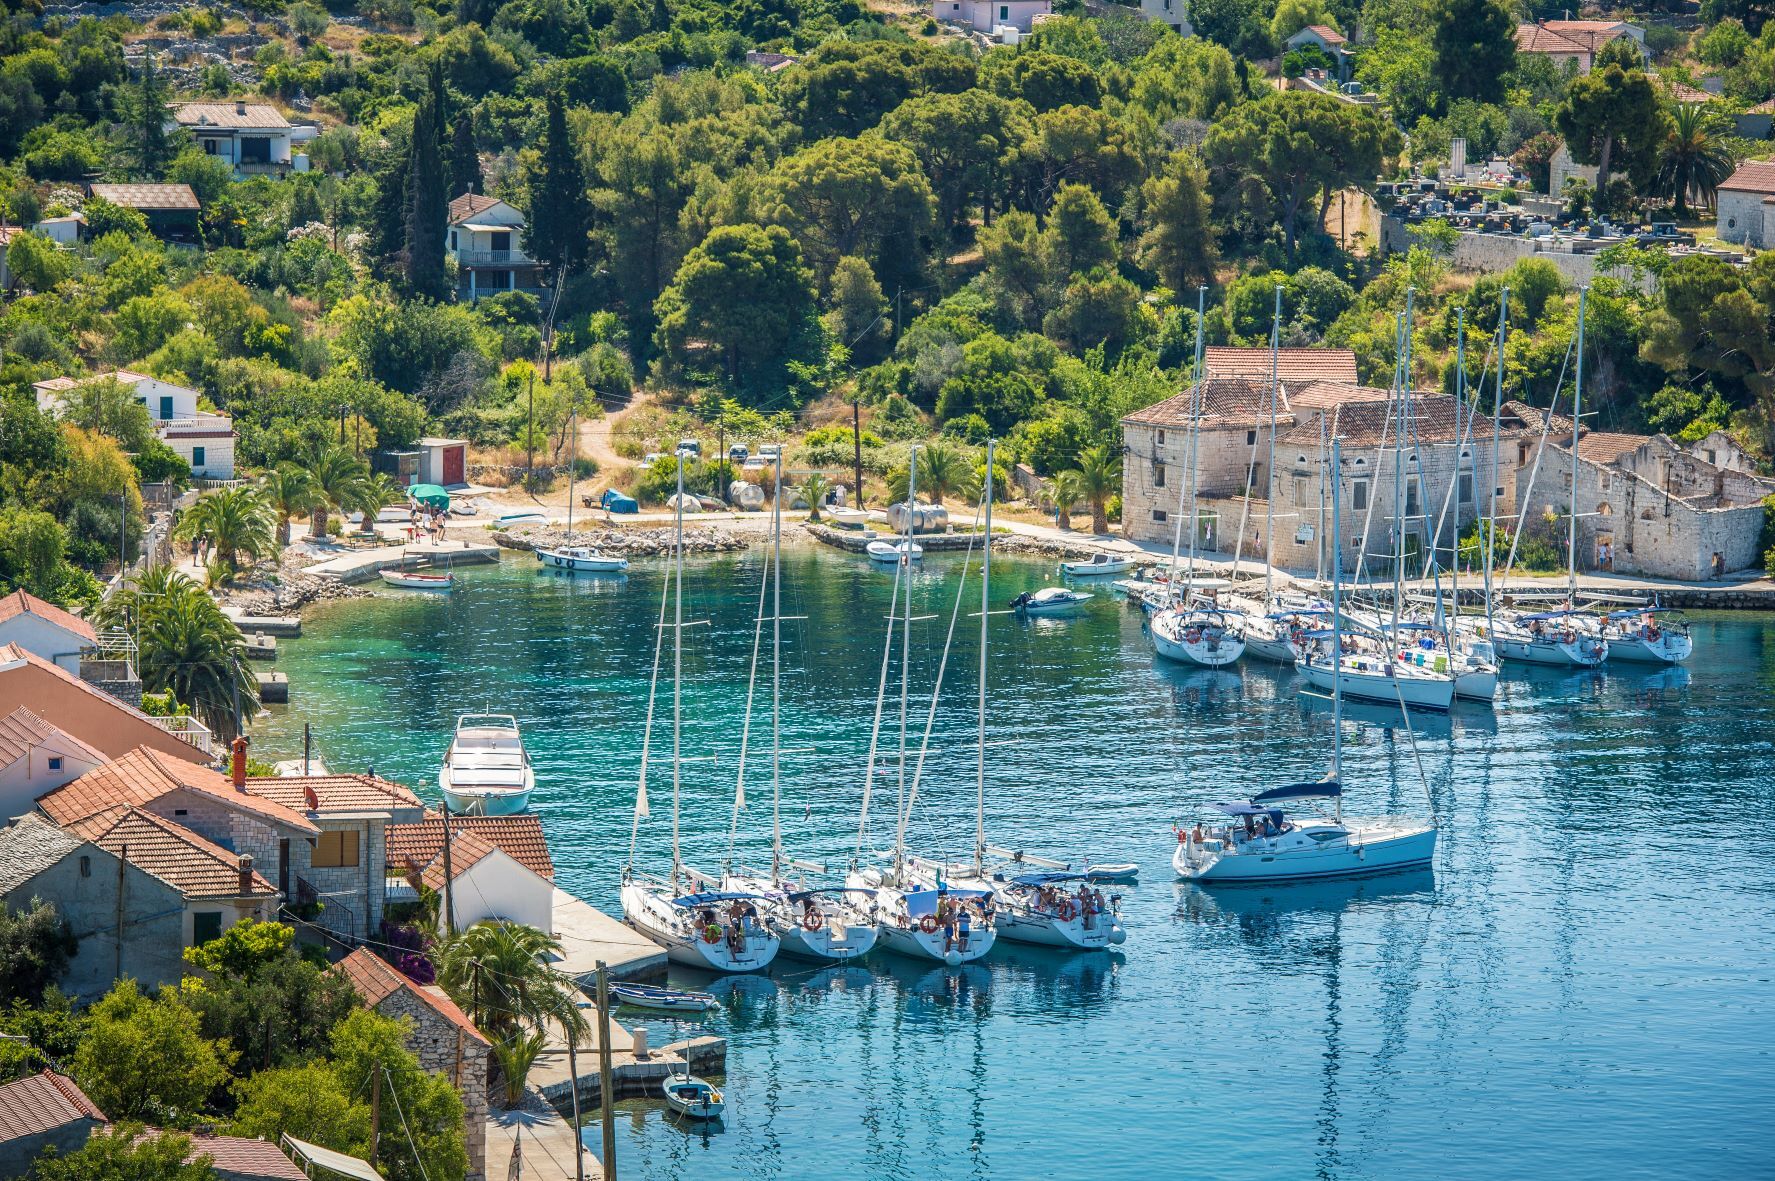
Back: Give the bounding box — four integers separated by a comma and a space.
455, 248, 536, 268
150, 714, 214, 756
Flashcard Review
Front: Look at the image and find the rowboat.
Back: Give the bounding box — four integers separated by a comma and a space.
824, 507, 869, 528
535, 545, 629, 573
607, 982, 718, 1014
379, 569, 454, 590
866, 539, 922, 564
1060, 552, 1136, 577
662, 1073, 724, 1120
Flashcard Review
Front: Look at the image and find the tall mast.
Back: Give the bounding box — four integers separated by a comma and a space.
1568, 286, 1587, 604
566, 391, 577, 540
768, 449, 783, 877
1391, 289, 1414, 637
1264, 284, 1280, 603
1449, 307, 1463, 615
1166, 287, 1208, 595
975, 439, 993, 879
892, 446, 918, 882
1330, 437, 1345, 824
670, 450, 684, 887
1184, 285, 1207, 599
1486, 287, 1509, 634
1316, 412, 1327, 584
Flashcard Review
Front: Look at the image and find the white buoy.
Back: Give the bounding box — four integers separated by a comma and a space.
944, 949, 962, 967
1110, 926, 1127, 945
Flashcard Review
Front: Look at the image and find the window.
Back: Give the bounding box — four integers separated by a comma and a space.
1458, 472, 1474, 506
239, 136, 271, 164
311, 829, 359, 869
1406, 477, 1420, 517
450, 230, 458, 251
1152, 460, 1166, 488
1152, 509, 1168, 522
191, 912, 223, 945
1000, 4, 1008, 17
174, 808, 187, 816
1246, 430, 1257, 445
48, 756, 62, 771
1157, 429, 1165, 445
1704, 449, 1716, 464
1351, 479, 1369, 511
191, 447, 206, 469
79, 855, 90, 877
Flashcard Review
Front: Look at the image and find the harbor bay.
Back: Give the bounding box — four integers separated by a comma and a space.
259, 547, 1775, 1181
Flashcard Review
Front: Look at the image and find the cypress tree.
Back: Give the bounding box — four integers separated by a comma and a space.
450, 114, 483, 198
403, 93, 449, 298
131, 54, 173, 177
527, 93, 590, 275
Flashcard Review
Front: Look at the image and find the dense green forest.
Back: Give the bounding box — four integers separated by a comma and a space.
1, 0, 1773, 611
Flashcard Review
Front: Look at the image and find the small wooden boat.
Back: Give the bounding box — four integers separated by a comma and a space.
1010, 587, 1093, 616
380, 568, 455, 590
825, 507, 869, 529
866, 539, 923, 564
608, 982, 719, 1014
662, 1073, 724, 1120
1061, 553, 1136, 577
536, 545, 630, 573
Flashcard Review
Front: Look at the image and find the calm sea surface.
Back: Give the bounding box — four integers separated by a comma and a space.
260, 547, 1775, 1181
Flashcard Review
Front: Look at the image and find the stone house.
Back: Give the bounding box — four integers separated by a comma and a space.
1506, 404, 1774, 579
0, 812, 259, 997
0, 706, 107, 823
1202, 346, 1358, 385
1514, 20, 1643, 73
0, 643, 212, 761
336, 948, 492, 1181
385, 813, 556, 931
0, 1071, 107, 1174
1714, 161, 1775, 249
0, 589, 96, 674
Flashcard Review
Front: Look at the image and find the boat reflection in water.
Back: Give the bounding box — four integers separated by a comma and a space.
1175, 866, 1437, 937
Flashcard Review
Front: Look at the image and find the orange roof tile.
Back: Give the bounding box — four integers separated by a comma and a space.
0, 589, 96, 642
1124, 376, 1280, 430
68, 806, 277, 898
386, 813, 555, 883
1203, 346, 1359, 385
1279, 394, 1504, 448
1516, 22, 1590, 54
1719, 161, 1775, 194
245, 773, 422, 816
38, 747, 318, 835
447, 192, 505, 224
0, 643, 208, 765
1303, 23, 1346, 44
334, 949, 489, 1045
0, 1071, 106, 1141
180, 1134, 307, 1180
0, 706, 106, 769
418, 828, 501, 892
1284, 379, 1395, 412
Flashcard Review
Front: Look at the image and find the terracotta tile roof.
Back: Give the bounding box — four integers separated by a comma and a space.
0, 1071, 107, 1141
1303, 23, 1345, 44
0, 812, 85, 894
1124, 376, 1279, 430
1664, 81, 1715, 103
1542, 18, 1637, 49
1280, 394, 1502, 448
1202, 346, 1359, 385
418, 828, 502, 891
1516, 22, 1589, 54
1746, 98, 1775, 114
1719, 161, 1775, 194
1284, 379, 1395, 412
334, 949, 490, 1045
386, 813, 555, 883
68, 806, 277, 899
171, 101, 291, 129
38, 747, 318, 835
1575, 430, 1650, 464
0, 589, 96, 642
245, 773, 422, 816
88, 183, 200, 212
0, 643, 208, 765
0, 705, 106, 770
447, 192, 506, 224
182, 1134, 308, 1180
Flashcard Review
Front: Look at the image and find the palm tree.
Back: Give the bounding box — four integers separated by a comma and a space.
175, 485, 274, 574
1068, 444, 1123, 535
345, 473, 404, 535
885, 441, 979, 505
1659, 103, 1738, 218
489, 1029, 548, 1109
95, 566, 257, 741
260, 464, 314, 547
305, 446, 370, 540
1046, 470, 1085, 531
434, 921, 588, 1045
800, 472, 831, 522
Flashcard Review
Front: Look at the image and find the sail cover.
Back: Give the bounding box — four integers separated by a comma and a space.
1253, 780, 1342, 804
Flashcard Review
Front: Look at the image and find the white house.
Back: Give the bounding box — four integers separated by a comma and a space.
386, 813, 556, 931
1285, 25, 1352, 80
931, 0, 1051, 34
0, 706, 106, 823
0, 589, 95, 674
33, 370, 236, 479
447, 192, 544, 302
1715, 160, 1775, 248
170, 101, 314, 177
1138, 0, 1191, 34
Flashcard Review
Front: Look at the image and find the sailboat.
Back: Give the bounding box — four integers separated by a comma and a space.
1175, 437, 1438, 883
1598, 606, 1693, 663
620, 452, 781, 973
535, 396, 629, 573
722, 450, 879, 962
846, 445, 997, 967
1149, 287, 1247, 668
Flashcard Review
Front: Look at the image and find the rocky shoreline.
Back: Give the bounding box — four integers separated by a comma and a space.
224, 573, 371, 616
492, 524, 754, 555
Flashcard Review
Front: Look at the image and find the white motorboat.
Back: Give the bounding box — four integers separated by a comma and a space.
1010, 586, 1093, 616
662, 1071, 724, 1120
1295, 639, 1456, 711
1172, 782, 1437, 883
866, 539, 922, 564
1150, 604, 1245, 666
438, 713, 534, 815
606, 982, 719, 1014
535, 545, 630, 573
1060, 552, 1136, 577
380, 568, 455, 590
1600, 608, 1692, 664
989, 871, 1125, 949
825, 506, 869, 528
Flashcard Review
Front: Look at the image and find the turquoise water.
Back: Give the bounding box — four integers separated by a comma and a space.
261, 549, 1775, 1181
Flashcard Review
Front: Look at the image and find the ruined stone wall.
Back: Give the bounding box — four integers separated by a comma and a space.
373, 988, 491, 1181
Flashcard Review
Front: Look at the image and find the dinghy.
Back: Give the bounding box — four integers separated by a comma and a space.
494, 510, 548, 528
608, 982, 718, 1014
662, 1072, 724, 1120
1010, 587, 1093, 616
1060, 552, 1135, 577
866, 539, 922, 564
380, 568, 454, 590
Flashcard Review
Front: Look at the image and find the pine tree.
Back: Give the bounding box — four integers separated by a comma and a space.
527, 93, 590, 275
450, 114, 483, 198
403, 93, 449, 298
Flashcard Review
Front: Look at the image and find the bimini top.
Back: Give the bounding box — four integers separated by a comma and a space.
901, 885, 992, 918
1604, 607, 1677, 621
1253, 780, 1342, 804
1009, 871, 1091, 887
786, 887, 876, 901
1516, 609, 1584, 622
672, 891, 772, 909
1213, 802, 1287, 819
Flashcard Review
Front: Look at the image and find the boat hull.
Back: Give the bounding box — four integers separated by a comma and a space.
1174, 824, 1436, 883
440, 786, 532, 816
875, 920, 995, 964
1242, 631, 1301, 665
620, 883, 780, 973
1453, 665, 1498, 702
1296, 658, 1454, 711
1605, 633, 1692, 664
1495, 635, 1607, 667
1061, 557, 1135, 577
773, 915, 879, 961
1150, 617, 1246, 667
380, 571, 454, 590
536, 548, 629, 573
993, 906, 1123, 950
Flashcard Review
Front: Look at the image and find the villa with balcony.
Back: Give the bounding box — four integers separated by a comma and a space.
170, 101, 315, 178
33, 370, 236, 479
447, 191, 545, 301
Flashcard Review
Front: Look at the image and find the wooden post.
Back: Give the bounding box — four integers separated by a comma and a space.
369, 1059, 382, 1164
596, 961, 617, 1181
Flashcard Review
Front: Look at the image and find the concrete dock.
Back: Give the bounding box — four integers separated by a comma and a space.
551, 888, 668, 982
305, 539, 503, 585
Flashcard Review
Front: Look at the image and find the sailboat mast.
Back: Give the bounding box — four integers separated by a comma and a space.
1450, 307, 1463, 610
771, 448, 783, 879
671, 450, 684, 887
566, 395, 577, 539
976, 438, 993, 879
1184, 285, 1207, 599
893, 446, 918, 881
1392, 290, 1414, 636
1486, 288, 1508, 634
1330, 437, 1344, 823
1316, 413, 1327, 584
1166, 287, 1208, 594
1568, 286, 1587, 604
1264, 284, 1280, 603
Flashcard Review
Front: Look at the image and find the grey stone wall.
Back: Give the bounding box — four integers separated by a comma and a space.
373, 989, 490, 1181
3, 851, 186, 1000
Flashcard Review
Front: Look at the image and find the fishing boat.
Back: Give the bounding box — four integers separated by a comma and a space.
621, 452, 781, 974
1150, 604, 1246, 666
438, 713, 534, 815
1060, 552, 1136, 577
380, 568, 455, 590
1010, 587, 1093, 616
662, 1072, 724, 1120
846, 444, 995, 967
721, 450, 879, 963
607, 982, 718, 1014
1174, 437, 1437, 884
866, 539, 923, 564
535, 545, 629, 573
1599, 607, 1692, 664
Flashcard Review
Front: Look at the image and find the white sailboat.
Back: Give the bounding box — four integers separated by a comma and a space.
1599, 607, 1692, 664
535, 399, 629, 573
1176, 437, 1438, 883
621, 453, 780, 973
722, 450, 879, 963
438, 713, 534, 815
846, 445, 996, 967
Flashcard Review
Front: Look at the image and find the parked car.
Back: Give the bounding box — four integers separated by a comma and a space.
728, 443, 750, 463
677, 438, 701, 457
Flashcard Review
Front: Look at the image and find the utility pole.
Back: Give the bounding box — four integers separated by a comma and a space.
368, 1060, 382, 1166
302, 723, 312, 776
525, 370, 536, 493
116, 493, 128, 580
565, 994, 584, 1181
596, 961, 617, 1181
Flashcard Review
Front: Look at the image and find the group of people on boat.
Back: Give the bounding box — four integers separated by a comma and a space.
1184, 813, 1293, 849
695, 900, 762, 954
1028, 882, 1109, 928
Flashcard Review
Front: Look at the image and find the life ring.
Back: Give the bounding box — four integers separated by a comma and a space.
1055, 899, 1077, 921
802, 910, 825, 932
700, 924, 722, 944
1184, 629, 1202, 643
918, 914, 940, 935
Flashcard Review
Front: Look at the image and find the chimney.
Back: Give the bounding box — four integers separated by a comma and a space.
230, 736, 248, 789
237, 854, 254, 895
235, 100, 246, 116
